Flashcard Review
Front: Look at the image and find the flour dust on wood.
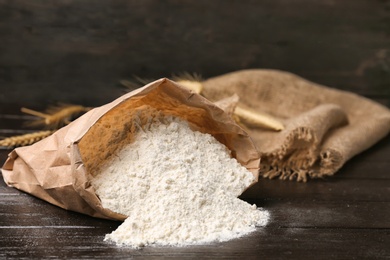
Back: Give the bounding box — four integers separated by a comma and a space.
91, 115, 269, 248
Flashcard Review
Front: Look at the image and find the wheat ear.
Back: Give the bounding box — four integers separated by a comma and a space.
120, 76, 156, 92
21, 105, 90, 129
0, 130, 54, 147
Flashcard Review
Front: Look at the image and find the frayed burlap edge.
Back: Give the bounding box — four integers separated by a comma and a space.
202, 69, 390, 182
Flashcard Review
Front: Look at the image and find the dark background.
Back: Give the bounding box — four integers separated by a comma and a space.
0, 0, 389, 111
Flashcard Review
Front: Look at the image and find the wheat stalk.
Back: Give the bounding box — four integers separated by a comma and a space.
175, 79, 284, 131
234, 106, 284, 131
0, 130, 54, 148
121, 75, 284, 131
0, 104, 90, 148
21, 104, 90, 129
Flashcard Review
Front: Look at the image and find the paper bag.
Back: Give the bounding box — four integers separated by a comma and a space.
1, 79, 260, 220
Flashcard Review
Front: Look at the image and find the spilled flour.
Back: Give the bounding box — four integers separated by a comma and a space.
91, 116, 269, 248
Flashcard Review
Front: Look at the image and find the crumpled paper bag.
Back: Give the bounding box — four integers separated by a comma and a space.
201, 69, 390, 182
1, 78, 260, 220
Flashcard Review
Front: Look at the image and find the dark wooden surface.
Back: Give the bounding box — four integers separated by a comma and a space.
1, 0, 390, 259
1, 0, 389, 108
1, 114, 389, 259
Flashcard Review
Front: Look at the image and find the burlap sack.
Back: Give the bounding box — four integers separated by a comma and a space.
1, 78, 260, 220
201, 69, 390, 182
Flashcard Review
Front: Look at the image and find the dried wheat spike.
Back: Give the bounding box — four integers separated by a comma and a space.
21, 104, 90, 129
173, 73, 203, 94
0, 130, 54, 148
176, 80, 203, 94
120, 76, 155, 92
172, 72, 203, 82
121, 73, 203, 92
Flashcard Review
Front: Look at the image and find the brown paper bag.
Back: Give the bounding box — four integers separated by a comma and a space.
201, 69, 390, 181
1, 78, 260, 220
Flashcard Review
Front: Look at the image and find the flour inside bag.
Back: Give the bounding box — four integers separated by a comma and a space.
1, 78, 260, 222
91, 113, 269, 247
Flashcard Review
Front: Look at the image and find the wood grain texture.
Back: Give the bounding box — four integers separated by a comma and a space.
0, 0, 389, 109
1, 114, 389, 259
0, 227, 389, 259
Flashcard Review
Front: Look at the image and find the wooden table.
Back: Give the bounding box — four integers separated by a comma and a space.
1, 105, 389, 259
1, 0, 389, 259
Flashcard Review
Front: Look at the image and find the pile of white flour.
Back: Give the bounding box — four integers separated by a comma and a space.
91, 116, 269, 248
